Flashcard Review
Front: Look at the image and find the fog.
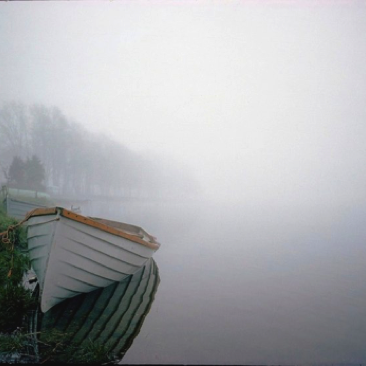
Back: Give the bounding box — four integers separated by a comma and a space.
1, 1, 366, 206
1, 3, 366, 363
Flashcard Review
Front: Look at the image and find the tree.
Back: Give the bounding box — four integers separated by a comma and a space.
6, 155, 45, 191
7, 156, 26, 189
24, 155, 46, 191
0, 102, 30, 158
0, 102, 31, 183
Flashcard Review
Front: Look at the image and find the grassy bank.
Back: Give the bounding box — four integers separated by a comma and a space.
0, 208, 35, 333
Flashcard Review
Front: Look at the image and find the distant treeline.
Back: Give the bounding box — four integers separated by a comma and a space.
0, 102, 200, 199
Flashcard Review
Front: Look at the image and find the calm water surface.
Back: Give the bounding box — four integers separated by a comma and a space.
115, 200, 366, 365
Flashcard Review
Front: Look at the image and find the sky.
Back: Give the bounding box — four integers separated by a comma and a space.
1, 0, 366, 204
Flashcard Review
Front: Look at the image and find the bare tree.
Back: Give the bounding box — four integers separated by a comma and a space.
0, 102, 31, 182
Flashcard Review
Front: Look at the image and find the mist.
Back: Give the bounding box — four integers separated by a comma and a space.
1, 1, 366, 207
1, 2, 366, 363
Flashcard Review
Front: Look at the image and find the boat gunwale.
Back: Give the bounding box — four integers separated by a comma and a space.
25, 207, 160, 250
4, 195, 48, 206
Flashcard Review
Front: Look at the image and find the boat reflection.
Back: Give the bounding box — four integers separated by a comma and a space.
31, 258, 160, 363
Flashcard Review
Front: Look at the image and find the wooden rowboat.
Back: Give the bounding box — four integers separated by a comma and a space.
1, 186, 52, 220
25, 207, 160, 313
3, 195, 48, 220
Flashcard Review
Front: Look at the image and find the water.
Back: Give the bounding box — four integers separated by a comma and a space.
117, 200, 366, 364
23, 199, 366, 364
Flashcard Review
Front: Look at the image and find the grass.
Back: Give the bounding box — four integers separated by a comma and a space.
0, 328, 115, 364
40, 335, 115, 364
0, 331, 26, 354
0, 207, 36, 334
70, 338, 114, 364
0, 208, 39, 363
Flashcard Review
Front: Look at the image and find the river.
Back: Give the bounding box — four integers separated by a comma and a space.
22, 198, 366, 364
117, 199, 366, 364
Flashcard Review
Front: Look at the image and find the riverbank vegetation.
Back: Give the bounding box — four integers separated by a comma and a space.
0, 329, 115, 364
0, 208, 35, 333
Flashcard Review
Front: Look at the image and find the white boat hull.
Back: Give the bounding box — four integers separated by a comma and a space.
26, 207, 159, 312
3, 196, 47, 220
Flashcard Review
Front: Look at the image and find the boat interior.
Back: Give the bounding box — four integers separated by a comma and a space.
90, 217, 157, 243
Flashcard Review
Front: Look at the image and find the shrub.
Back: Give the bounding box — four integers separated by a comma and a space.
0, 209, 34, 333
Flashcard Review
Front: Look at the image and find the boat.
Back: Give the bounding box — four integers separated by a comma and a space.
24, 206, 160, 313
26, 258, 160, 363
1, 185, 52, 220
2, 195, 48, 220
